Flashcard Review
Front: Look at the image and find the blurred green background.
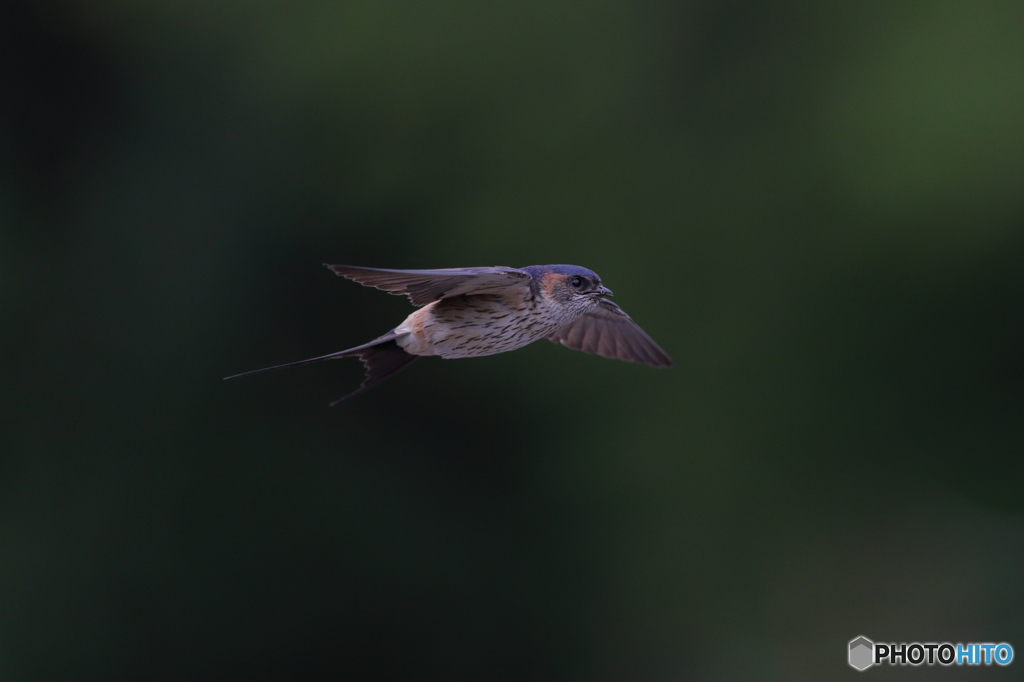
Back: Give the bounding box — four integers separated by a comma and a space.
2, 1, 1024, 680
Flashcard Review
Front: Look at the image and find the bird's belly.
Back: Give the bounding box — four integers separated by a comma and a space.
395, 295, 562, 359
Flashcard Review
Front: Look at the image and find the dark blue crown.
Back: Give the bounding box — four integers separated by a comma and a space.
522, 264, 601, 281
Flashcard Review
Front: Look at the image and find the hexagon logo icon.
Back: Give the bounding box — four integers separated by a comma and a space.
849, 636, 874, 671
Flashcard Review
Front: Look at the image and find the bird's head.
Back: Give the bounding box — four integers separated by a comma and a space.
523, 264, 614, 310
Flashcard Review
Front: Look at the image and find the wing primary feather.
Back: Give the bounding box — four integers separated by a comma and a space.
547, 301, 672, 368
325, 264, 530, 305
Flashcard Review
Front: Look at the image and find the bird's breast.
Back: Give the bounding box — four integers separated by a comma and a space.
394, 293, 570, 358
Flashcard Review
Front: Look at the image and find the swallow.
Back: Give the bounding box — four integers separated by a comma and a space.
225, 264, 672, 404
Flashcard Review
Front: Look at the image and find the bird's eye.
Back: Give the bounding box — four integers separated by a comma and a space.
570, 276, 584, 289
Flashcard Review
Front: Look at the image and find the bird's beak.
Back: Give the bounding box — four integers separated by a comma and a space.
596, 286, 613, 297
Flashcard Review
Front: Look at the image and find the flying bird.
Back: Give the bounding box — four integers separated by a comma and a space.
225, 264, 672, 404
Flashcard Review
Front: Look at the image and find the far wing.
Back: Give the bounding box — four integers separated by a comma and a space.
547, 299, 673, 367
325, 264, 531, 306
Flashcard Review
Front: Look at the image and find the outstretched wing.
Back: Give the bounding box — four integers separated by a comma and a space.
547, 299, 673, 367
325, 264, 532, 306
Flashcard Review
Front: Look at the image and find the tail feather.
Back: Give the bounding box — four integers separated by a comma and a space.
224, 332, 420, 403
223, 332, 398, 380
329, 340, 420, 405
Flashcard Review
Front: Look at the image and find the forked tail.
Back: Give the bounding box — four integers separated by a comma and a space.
329, 340, 420, 405
224, 332, 420, 403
